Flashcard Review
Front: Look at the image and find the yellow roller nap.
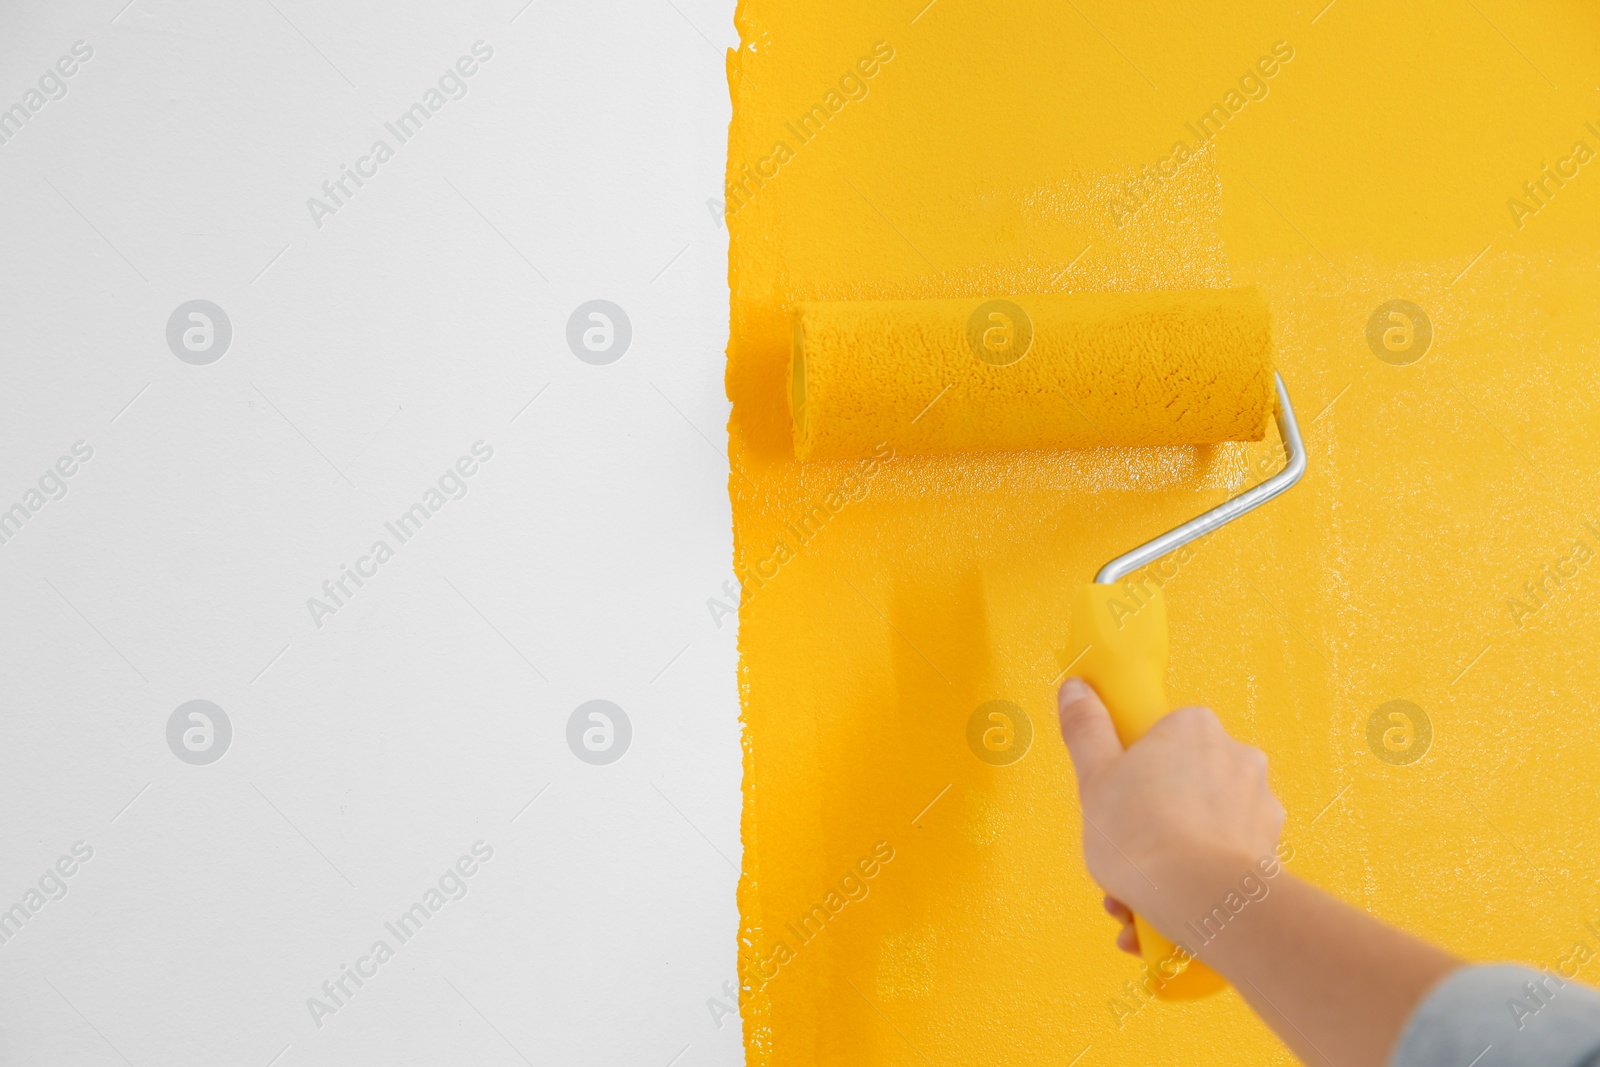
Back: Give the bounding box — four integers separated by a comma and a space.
790, 287, 1275, 460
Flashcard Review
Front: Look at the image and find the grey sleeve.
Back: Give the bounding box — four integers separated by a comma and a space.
1391, 964, 1600, 1067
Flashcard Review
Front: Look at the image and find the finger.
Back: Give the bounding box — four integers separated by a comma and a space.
1117, 921, 1141, 956
1158, 704, 1222, 735
1103, 895, 1133, 924
1057, 677, 1125, 781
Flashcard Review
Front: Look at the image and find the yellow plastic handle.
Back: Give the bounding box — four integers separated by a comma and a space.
1069, 582, 1227, 1000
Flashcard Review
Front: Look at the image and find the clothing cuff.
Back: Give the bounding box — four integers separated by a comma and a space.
1391, 963, 1600, 1067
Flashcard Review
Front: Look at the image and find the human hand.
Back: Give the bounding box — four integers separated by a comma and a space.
1059, 678, 1461, 1067
1101, 894, 1140, 956
1056, 676, 1285, 943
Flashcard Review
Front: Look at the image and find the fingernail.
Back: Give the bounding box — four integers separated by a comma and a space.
1058, 677, 1089, 705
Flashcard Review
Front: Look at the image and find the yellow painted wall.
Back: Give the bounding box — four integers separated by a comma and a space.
726, 2, 1600, 1063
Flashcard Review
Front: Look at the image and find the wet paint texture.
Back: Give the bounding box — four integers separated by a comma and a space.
791, 289, 1275, 460
728, 2, 1600, 1064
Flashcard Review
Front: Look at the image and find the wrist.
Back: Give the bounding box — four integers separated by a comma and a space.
1140, 843, 1289, 945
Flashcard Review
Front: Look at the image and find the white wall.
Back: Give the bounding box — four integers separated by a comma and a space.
0, 1, 741, 1063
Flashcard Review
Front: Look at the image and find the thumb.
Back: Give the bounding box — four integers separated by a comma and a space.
1057, 677, 1124, 782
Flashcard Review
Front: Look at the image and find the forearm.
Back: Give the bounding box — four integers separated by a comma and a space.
1145, 852, 1461, 1067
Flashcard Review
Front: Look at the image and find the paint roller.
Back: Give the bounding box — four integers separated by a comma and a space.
789, 286, 1307, 1000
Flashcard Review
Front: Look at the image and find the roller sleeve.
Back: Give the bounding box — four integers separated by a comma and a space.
790, 288, 1275, 461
